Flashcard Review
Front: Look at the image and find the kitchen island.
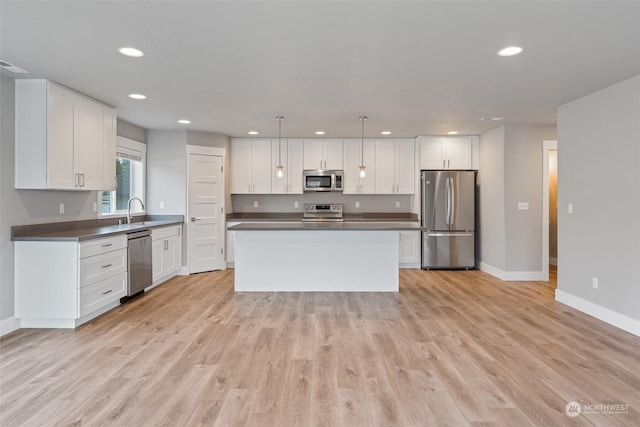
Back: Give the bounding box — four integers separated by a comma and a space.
228, 222, 421, 292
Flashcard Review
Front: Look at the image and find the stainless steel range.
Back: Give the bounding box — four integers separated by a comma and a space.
302, 204, 343, 222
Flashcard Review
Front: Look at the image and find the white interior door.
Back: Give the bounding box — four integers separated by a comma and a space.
188, 149, 225, 274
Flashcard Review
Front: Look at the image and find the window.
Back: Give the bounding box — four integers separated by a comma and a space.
99, 136, 146, 216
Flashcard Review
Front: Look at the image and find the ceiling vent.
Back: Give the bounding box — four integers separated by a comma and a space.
0, 60, 29, 74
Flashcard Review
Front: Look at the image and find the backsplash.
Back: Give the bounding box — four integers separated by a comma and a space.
231, 194, 415, 213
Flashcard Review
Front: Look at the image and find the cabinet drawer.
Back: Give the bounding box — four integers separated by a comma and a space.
79, 234, 127, 258
79, 248, 127, 287
79, 272, 126, 317
152, 225, 181, 241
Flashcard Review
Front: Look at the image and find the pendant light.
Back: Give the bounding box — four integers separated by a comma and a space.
359, 116, 367, 178
276, 116, 284, 178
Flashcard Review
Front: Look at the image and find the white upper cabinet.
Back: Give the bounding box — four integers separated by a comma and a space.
418, 136, 476, 170
272, 138, 304, 194
231, 139, 272, 193
74, 96, 103, 190
15, 79, 116, 190
374, 138, 415, 194
343, 138, 375, 194
101, 106, 117, 191
303, 139, 343, 170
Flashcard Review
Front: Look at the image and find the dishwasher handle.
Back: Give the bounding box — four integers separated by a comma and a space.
127, 229, 151, 239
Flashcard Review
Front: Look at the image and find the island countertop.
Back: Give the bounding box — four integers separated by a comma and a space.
228, 221, 421, 231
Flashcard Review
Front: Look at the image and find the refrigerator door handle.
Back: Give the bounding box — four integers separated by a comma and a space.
425, 232, 474, 237
449, 175, 455, 226
445, 177, 451, 225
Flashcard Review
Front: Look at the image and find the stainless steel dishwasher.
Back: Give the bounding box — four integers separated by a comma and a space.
124, 229, 152, 301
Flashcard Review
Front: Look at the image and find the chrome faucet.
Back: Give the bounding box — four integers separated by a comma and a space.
127, 197, 145, 224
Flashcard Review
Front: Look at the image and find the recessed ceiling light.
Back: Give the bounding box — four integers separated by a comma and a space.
315, 131, 326, 135
480, 116, 504, 121
248, 131, 259, 135
380, 131, 392, 135
178, 119, 191, 124
497, 46, 523, 57
128, 93, 146, 100
447, 131, 459, 135
118, 47, 144, 57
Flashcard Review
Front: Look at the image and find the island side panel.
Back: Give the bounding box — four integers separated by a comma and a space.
234, 230, 399, 292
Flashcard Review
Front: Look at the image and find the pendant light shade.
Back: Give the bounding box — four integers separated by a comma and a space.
276, 116, 284, 178
359, 116, 367, 178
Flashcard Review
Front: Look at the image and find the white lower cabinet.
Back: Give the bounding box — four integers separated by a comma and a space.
151, 225, 182, 286
226, 222, 239, 267
399, 230, 421, 268
15, 234, 128, 328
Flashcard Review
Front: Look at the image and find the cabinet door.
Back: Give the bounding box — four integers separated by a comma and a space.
75, 96, 103, 189
445, 137, 472, 169
395, 139, 415, 194
251, 139, 272, 193
343, 139, 361, 194
152, 238, 165, 282
419, 137, 446, 170
163, 237, 178, 274
231, 140, 252, 193
399, 230, 420, 266
101, 106, 117, 190
287, 139, 304, 194
226, 228, 236, 264
46, 83, 76, 189
324, 139, 344, 170
303, 140, 324, 169
374, 139, 395, 194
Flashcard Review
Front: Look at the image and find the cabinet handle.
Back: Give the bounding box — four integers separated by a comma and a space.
81, 173, 85, 187
102, 289, 113, 295
101, 263, 113, 269
164, 240, 168, 250
101, 243, 112, 248
448, 160, 450, 168
443, 159, 446, 169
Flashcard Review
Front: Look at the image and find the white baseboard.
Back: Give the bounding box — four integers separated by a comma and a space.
555, 289, 640, 337
0, 316, 21, 337
549, 257, 558, 266
178, 266, 189, 276
478, 261, 545, 281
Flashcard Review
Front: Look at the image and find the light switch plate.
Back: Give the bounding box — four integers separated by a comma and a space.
59, 203, 65, 215
568, 203, 574, 214
355, 201, 360, 208
160, 201, 165, 209
517, 202, 529, 211
253, 201, 259, 208
294, 201, 299, 208
396, 201, 400, 208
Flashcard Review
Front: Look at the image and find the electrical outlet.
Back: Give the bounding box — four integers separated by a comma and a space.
59, 203, 65, 215
355, 201, 360, 209
396, 201, 400, 208
253, 201, 259, 208
92, 202, 97, 212
160, 201, 165, 209
592, 277, 599, 289
294, 201, 299, 208
568, 203, 574, 214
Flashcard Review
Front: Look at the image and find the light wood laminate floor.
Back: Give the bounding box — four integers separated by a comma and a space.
1, 268, 639, 426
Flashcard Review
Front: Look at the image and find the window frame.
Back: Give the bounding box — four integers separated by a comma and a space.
98, 136, 147, 218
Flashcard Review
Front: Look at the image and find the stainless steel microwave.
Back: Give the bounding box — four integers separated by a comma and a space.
303, 170, 343, 192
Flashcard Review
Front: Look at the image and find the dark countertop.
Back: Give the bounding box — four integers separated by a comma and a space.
227, 212, 419, 222
12, 215, 184, 242
228, 221, 421, 231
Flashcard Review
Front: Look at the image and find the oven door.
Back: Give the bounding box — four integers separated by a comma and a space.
304, 172, 333, 192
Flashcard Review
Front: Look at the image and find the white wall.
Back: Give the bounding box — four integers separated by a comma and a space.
477, 124, 557, 279
556, 75, 640, 331
0, 75, 147, 329
477, 126, 506, 270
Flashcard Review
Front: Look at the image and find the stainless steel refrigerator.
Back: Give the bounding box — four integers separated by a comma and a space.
421, 170, 476, 269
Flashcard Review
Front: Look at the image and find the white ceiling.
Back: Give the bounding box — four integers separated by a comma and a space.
1, 1, 639, 138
